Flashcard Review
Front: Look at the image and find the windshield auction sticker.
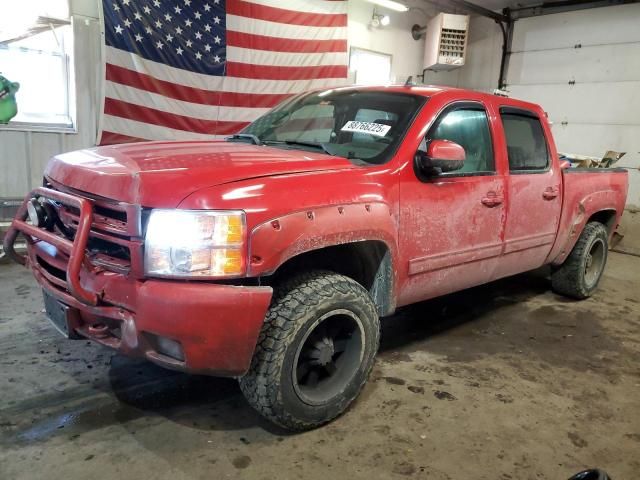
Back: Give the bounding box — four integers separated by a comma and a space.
341, 121, 391, 137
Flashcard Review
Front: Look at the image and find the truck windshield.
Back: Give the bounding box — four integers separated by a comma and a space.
237, 90, 427, 164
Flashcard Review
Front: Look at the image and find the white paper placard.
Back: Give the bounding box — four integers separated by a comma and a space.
340, 121, 391, 137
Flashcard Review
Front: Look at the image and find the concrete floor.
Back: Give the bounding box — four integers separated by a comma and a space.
1, 253, 639, 480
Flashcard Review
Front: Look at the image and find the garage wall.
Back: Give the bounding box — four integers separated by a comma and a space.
2, 2, 637, 208
0, 0, 101, 199
422, 16, 503, 92
347, 1, 429, 83
506, 3, 640, 209
0, 0, 429, 200
422, 4, 640, 210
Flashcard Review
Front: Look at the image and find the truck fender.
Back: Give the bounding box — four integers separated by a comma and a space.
550, 189, 620, 266
248, 202, 398, 314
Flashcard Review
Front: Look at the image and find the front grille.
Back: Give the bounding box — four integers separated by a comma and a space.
87, 236, 130, 262
36, 180, 144, 278
37, 255, 66, 281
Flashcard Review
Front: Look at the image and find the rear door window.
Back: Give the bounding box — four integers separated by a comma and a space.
500, 110, 549, 172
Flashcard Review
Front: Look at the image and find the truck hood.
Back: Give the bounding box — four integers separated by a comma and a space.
44, 141, 355, 207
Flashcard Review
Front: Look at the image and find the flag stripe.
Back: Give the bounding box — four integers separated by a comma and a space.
106, 47, 344, 94
106, 63, 292, 108
105, 98, 250, 135
227, 46, 347, 66
106, 80, 271, 122
227, 1, 347, 27
227, 62, 348, 80
227, 31, 346, 53
100, 131, 148, 144
244, 0, 348, 15
226, 15, 347, 41
103, 115, 221, 141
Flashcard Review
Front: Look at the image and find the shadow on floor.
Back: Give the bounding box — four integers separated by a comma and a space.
103, 268, 555, 434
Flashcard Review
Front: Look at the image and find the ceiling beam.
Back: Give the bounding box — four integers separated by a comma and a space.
426, 0, 510, 22
508, 0, 637, 19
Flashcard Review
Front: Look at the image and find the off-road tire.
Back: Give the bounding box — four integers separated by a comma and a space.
551, 221, 609, 299
239, 271, 380, 431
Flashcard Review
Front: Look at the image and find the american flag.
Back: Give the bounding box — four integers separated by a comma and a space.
99, 0, 349, 145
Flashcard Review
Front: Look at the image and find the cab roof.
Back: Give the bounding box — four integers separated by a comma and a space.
315, 84, 544, 114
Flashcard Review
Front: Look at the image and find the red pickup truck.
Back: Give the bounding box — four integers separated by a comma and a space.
4, 85, 628, 430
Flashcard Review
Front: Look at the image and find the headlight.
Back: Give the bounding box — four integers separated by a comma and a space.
144, 210, 246, 278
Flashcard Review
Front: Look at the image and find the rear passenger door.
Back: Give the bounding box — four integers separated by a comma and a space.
496, 107, 562, 277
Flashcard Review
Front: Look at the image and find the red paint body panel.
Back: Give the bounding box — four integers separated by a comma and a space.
548, 170, 628, 265
3, 84, 629, 377
248, 202, 398, 275
428, 139, 467, 162
45, 141, 355, 208
28, 241, 273, 376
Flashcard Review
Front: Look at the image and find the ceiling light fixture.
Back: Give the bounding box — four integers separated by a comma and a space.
365, 0, 409, 13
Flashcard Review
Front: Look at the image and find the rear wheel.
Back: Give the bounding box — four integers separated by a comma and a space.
239, 271, 380, 431
551, 221, 609, 299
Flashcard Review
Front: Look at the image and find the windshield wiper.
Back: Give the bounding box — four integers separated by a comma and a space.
264, 140, 334, 156
225, 133, 262, 145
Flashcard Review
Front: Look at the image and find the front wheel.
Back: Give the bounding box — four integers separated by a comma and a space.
551, 221, 609, 299
239, 271, 380, 431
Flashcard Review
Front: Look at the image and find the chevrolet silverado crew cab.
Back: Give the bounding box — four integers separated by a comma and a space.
4, 85, 629, 430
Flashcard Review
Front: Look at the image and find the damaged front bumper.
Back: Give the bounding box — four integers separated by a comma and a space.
3, 187, 273, 376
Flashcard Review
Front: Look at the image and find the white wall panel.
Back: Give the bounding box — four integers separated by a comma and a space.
510, 3, 640, 52
506, 3, 640, 208
347, 1, 430, 83
508, 43, 640, 85
0, 132, 30, 197
550, 124, 640, 207
26, 133, 63, 188
508, 82, 640, 125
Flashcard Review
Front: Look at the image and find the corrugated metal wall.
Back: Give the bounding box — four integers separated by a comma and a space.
0, 12, 101, 199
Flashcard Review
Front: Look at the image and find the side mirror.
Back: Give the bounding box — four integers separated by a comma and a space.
416, 139, 466, 176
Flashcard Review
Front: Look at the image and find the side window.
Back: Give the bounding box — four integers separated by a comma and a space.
427, 108, 495, 174
501, 112, 549, 171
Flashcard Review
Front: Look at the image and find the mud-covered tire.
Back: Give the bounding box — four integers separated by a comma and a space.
239, 271, 380, 431
551, 222, 609, 299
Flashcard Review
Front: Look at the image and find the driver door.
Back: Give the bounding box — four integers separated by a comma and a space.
398, 101, 507, 306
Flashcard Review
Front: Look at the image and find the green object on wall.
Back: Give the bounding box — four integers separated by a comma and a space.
0, 74, 20, 124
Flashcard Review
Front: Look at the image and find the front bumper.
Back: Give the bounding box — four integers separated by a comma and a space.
3, 187, 273, 376
33, 241, 273, 376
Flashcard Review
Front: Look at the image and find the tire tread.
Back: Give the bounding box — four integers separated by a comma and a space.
239, 271, 379, 431
551, 221, 608, 299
